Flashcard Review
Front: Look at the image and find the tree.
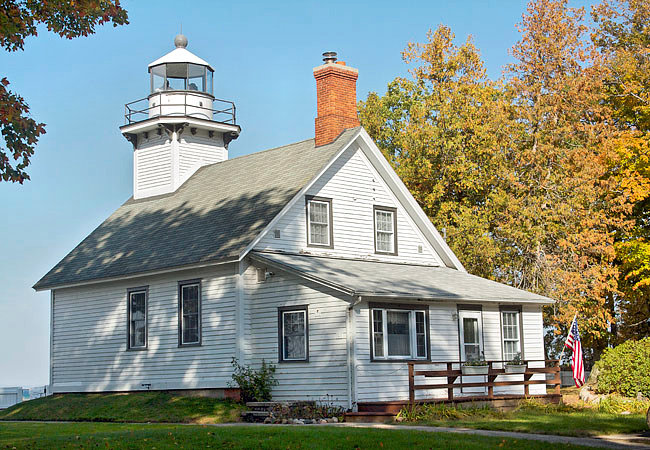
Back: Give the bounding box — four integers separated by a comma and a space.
592, 0, 650, 340
0, 0, 128, 183
504, 0, 629, 361
358, 26, 513, 279
359, 0, 631, 364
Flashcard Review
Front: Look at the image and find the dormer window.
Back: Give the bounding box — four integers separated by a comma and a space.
374, 206, 397, 255
306, 196, 333, 248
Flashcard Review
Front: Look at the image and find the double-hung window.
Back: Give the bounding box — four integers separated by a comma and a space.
374, 206, 397, 255
306, 196, 332, 248
127, 287, 148, 350
501, 309, 521, 361
371, 305, 428, 360
278, 306, 309, 362
179, 280, 201, 346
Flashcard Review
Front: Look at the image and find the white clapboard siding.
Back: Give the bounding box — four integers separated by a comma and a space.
134, 134, 173, 193
51, 264, 238, 393
522, 304, 547, 395
255, 145, 444, 266
354, 300, 547, 402
178, 131, 227, 183
243, 264, 351, 406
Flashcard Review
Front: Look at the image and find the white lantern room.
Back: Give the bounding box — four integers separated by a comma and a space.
120, 35, 240, 200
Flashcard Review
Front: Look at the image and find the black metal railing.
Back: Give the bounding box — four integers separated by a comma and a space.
124, 91, 236, 125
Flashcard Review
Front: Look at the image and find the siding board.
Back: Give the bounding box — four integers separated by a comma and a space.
51, 265, 238, 393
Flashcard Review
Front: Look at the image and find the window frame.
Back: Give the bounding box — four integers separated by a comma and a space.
126, 286, 148, 351
305, 195, 334, 249
278, 305, 309, 363
373, 205, 398, 256
178, 279, 202, 347
369, 303, 430, 362
499, 305, 523, 361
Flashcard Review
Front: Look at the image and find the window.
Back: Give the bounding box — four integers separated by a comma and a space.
306, 196, 332, 248
127, 288, 147, 349
370, 305, 428, 360
501, 310, 521, 361
374, 206, 397, 255
179, 280, 201, 346
278, 306, 308, 362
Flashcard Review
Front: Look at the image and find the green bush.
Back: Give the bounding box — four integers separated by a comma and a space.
229, 358, 278, 403
594, 337, 650, 398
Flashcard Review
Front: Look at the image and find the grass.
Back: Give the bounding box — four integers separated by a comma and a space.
398, 400, 648, 437
0, 391, 244, 424
0, 422, 601, 449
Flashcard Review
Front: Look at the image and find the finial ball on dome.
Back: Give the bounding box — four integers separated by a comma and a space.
174, 34, 188, 48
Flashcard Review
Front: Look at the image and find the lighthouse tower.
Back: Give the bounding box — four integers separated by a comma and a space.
120, 35, 240, 200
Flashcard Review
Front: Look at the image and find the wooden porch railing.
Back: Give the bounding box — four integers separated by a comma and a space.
408, 359, 561, 404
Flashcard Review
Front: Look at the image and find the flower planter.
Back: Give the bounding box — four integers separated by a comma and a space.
461, 365, 489, 375
504, 364, 527, 374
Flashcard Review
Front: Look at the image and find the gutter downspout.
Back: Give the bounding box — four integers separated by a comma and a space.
346, 295, 362, 411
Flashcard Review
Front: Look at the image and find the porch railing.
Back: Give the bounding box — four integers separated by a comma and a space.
407, 359, 561, 404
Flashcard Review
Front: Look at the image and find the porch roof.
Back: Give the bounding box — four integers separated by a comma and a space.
249, 252, 554, 304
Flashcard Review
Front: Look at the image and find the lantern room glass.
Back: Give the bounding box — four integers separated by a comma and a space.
149, 63, 213, 95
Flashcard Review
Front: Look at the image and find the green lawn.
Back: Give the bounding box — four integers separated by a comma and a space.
0, 392, 244, 424
399, 402, 648, 437
0, 422, 599, 449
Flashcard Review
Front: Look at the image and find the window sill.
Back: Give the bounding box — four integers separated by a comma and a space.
306, 243, 334, 250
126, 347, 148, 352
370, 358, 430, 363
279, 359, 309, 364
178, 343, 202, 348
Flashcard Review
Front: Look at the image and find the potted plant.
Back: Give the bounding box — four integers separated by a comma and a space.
462, 353, 489, 375
504, 352, 527, 374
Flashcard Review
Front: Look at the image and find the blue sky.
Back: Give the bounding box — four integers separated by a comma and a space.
0, 0, 593, 387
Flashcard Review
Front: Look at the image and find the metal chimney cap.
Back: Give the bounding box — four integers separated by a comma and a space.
322, 51, 337, 64
174, 34, 188, 48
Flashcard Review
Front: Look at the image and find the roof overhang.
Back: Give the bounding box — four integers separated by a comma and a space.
33, 256, 238, 292
249, 251, 555, 305
120, 116, 240, 140
148, 47, 214, 71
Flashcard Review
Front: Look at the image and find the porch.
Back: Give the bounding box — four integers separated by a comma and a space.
347, 359, 561, 422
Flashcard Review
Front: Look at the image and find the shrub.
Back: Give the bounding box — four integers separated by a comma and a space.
597, 395, 650, 414
229, 358, 278, 403
594, 337, 650, 398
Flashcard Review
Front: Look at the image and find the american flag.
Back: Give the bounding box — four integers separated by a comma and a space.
564, 317, 585, 387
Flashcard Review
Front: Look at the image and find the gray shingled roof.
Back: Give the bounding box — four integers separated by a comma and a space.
34, 128, 360, 290
250, 251, 553, 304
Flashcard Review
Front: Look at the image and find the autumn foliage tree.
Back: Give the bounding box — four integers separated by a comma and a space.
592, 0, 650, 340
359, 0, 640, 363
0, 0, 128, 183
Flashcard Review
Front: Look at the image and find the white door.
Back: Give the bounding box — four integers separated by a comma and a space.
458, 310, 486, 394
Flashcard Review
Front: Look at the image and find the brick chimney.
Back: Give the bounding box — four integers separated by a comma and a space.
313, 52, 359, 147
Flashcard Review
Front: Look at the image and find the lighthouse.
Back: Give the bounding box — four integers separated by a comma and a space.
120, 34, 240, 200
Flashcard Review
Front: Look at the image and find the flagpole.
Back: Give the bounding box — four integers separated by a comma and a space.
558, 312, 577, 365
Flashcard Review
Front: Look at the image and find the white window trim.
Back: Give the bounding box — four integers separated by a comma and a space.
127, 288, 147, 350
371, 307, 428, 360
280, 308, 308, 362
374, 207, 397, 254
179, 281, 201, 346
307, 199, 331, 247
501, 310, 521, 360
